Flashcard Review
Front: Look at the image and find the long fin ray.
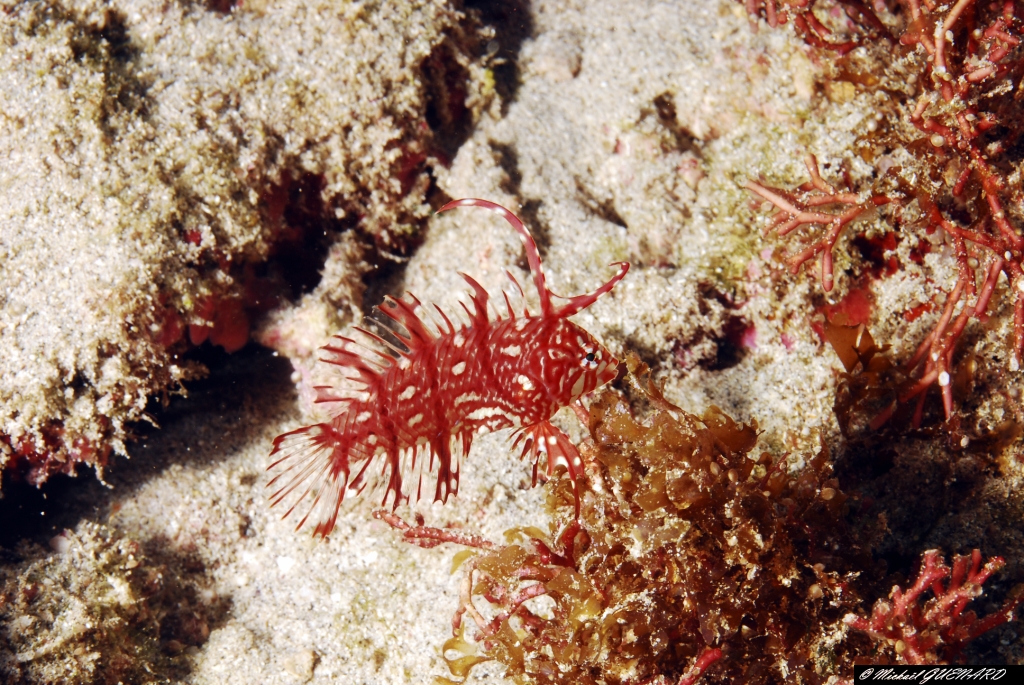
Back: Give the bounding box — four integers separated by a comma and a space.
378, 294, 436, 349
552, 261, 631, 318
320, 336, 386, 385
266, 423, 352, 538
433, 304, 457, 336
352, 325, 409, 359
439, 198, 553, 316
438, 199, 628, 321
457, 273, 491, 327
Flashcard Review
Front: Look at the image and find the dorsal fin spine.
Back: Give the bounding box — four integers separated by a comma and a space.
436, 198, 630, 320
438, 198, 553, 317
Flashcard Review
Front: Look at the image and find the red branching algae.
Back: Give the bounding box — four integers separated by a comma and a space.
742, 0, 1024, 426
743, 1, 892, 54
746, 154, 892, 293
845, 549, 1024, 664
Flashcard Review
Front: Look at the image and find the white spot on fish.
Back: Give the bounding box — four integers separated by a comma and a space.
517, 374, 535, 391
467, 406, 506, 421
399, 385, 416, 400
408, 413, 424, 427
398, 357, 411, 370
547, 436, 558, 445
515, 319, 528, 331
452, 361, 467, 376
500, 345, 522, 356
356, 411, 372, 423
454, 334, 465, 348
455, 392, 481, 406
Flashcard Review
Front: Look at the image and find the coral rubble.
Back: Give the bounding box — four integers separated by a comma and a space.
0, 0, 485, 484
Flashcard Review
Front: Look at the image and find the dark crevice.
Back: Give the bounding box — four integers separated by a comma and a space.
169, 171, 359, 358
834, 435, 1015, 583
650, 92, 700, 155
466, 0, 534, 113
701, 314, 753, 371
204, 0, 239, 13
0, 471, 88, 550
422, 43, 473, 163
0, 344, 293, 548
574, 178, 628, 229
256, 172, 350, 303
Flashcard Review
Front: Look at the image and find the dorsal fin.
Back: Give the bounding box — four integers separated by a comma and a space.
320, 336, 386, 387
432, 304, 457, 336
548, 261, 630, 318
437, 198, 629, 319
377, 294, 436, 350
458, 272, 490, 327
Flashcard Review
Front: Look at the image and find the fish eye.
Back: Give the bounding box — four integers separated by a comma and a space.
585, 352, 595, 362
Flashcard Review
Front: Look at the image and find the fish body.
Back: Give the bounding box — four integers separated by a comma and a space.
268, 199, 628, 537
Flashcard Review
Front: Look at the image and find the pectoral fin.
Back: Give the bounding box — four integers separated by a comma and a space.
511, 420, 584, 517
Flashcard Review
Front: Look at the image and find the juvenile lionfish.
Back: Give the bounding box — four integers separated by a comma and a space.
268, 199, 629, 537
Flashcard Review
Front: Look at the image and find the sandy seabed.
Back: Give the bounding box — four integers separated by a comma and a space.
3, 0, 1024, 683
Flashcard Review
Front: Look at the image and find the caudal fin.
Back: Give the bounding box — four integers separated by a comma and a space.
267, 423, 352, 538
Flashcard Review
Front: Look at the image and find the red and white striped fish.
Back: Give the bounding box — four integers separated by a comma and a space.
267, 198, 629, 537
